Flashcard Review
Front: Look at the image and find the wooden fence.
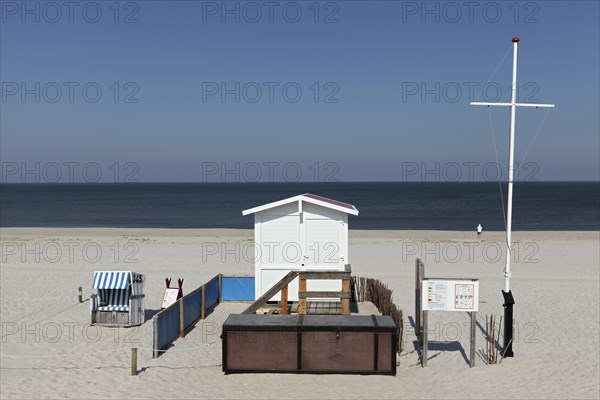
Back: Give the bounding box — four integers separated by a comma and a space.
352, 276, 404, 353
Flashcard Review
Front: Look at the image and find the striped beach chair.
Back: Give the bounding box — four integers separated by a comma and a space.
90, 271, 146, 327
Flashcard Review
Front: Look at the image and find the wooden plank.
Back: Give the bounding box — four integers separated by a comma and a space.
300, 272, 351, 280
298, 277, 307, 315
280, 285, 288, 315
298, 291, 351, 299
243, 271, 299, 315
341, 279, 350, 315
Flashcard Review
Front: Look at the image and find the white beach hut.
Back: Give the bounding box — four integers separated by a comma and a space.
90, 271, 146, 327
242, 193, 359, 301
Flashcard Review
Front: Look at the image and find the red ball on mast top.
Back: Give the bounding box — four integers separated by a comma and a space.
512, 37, 520, 43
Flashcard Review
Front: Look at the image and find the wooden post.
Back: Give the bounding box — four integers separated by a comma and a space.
152, 316, 159, 358
341, 278, 350, 315
179, 298, 185, 338
298, 276, 307, 315
486, 314, 489, 363
419, 261, 424, 337
415, 259, 425, 341
201, 285, 206, 320
491, 315, 496, 364
415, 259, 420, 338
218, 273, 222, 303
496, 315, 502, 363
131, 347, 138, 376
280, 285, 288, 315
78, 287, 83, 303
470, 311, 476, 368
422, 310, 428, 367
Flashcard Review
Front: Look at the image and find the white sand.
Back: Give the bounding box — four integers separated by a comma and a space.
1, 228, 598, 399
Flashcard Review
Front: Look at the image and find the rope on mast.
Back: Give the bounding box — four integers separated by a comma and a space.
517, 108, 552, 174
473, 44, 512, 240
474, 45, 513, 102
487, 106, 508, 233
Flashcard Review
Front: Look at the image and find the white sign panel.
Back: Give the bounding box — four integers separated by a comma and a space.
161, 288, 179, 309
422, 279, 479, 312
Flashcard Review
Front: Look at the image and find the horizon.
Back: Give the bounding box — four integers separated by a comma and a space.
1, 180, 599, 184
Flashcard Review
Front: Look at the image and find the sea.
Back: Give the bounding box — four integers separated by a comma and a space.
0, 182, 598, 231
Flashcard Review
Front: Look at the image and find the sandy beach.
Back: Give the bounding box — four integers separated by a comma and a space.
1, 228, 598, 399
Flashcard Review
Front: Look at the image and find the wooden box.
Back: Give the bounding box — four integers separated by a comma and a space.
222, 314, 397, 375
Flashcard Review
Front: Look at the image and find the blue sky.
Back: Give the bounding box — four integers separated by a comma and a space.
1, 0, 598, 182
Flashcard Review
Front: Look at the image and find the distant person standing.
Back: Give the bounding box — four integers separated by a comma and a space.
477, 224, 483, 239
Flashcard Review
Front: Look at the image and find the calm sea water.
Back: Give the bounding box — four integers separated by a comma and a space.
0, 183, 598, 230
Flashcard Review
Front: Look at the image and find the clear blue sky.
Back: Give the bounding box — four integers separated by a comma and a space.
1, 0, 598, 182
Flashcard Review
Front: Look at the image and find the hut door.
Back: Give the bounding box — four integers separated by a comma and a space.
304, 218, 342, 270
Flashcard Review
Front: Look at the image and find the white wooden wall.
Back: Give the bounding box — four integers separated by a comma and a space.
254, 202, 348, 301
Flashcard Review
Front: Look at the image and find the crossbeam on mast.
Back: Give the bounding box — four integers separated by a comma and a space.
471, 102, 555, 108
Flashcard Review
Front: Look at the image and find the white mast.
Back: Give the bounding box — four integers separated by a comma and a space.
471, 37, 554, 293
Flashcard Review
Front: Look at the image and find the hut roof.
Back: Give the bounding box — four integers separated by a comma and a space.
242, 193, 359, 216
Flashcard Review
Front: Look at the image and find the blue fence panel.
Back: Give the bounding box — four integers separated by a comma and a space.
156, 302, 180, 351
154, 275, 255, 357
221, 277, 255, 301
204, 277, 219, 311
183, 289, 202, 330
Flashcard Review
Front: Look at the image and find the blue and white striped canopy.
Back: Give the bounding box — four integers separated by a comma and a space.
92, 271, 131, 289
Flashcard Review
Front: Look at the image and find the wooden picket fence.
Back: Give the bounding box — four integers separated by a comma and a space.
352, 276, 404, 353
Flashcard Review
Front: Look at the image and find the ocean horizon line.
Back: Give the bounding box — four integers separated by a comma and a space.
1, 225, 598, 232
1, 180, 599, 184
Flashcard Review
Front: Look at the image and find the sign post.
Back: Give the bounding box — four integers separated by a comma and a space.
470, 311, 476, 368
415, 259, 425, 340
421, 278, 479, 368
422, 310, 428, 367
